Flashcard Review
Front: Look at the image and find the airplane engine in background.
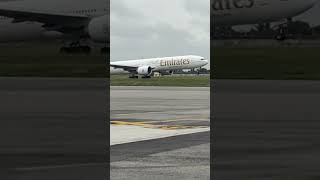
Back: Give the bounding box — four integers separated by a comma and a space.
88, 15, 109, 43
137, 66, 152, 76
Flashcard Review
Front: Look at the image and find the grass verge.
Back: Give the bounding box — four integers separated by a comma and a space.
111, 75, 210, 87
212, 47, 320, 80
0, 41, 107, 77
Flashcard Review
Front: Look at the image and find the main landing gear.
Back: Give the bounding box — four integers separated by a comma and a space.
275, 24, 288, 41
60, 41, 91, 54
274, 18, 292, 41
129, 74, 139, 78
141, 75, 151, 79
128, 74, 152, 78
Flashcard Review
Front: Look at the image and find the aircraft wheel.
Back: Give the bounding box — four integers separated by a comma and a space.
129, 75, 139, 79
142, 76, 151, 79
275, 34, 286, 41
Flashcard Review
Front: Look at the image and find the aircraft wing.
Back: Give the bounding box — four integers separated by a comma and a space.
110, 64, 138, 72
0, 8, 89, 32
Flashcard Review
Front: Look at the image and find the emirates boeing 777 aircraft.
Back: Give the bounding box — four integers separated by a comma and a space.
110, 55, 208, 78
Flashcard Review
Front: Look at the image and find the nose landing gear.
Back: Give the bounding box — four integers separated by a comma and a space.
273, 18, 292, 41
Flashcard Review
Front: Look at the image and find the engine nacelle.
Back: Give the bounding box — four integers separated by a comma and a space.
88, 15, 109, 43
137, 66, 152, 75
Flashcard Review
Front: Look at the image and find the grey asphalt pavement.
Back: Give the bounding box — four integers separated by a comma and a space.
0, 77, 108, 180
110, 86, 210, 180
213, 80, 320, 180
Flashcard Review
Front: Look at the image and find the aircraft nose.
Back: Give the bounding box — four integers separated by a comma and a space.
202, 59, 209, 66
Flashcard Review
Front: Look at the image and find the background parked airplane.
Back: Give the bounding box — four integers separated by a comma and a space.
110, 55, 208, 78
0, 0, 109, 53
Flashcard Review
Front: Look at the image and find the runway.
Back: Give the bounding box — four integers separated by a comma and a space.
213, 80, 320, 180
3, 77, 319, 179
110, 86, 210, 180
0, 77, 108, 180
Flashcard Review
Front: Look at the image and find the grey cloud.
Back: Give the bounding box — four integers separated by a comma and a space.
111, 0, 210, 67
111, 0, 144, 19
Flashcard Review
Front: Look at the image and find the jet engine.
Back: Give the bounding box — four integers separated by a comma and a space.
88, 15, 109, 43
137, 66, 152, 75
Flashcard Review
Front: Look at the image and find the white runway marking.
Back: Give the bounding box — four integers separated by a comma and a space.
110, 125, 210, 146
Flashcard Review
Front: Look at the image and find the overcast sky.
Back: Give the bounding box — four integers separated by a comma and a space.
110, 0, 210, 65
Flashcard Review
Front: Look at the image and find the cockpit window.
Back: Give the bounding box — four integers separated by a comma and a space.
201, 58, 205, 60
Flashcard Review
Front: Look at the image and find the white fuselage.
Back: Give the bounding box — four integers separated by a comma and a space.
0, 0, 108, 42
213, 0, 319, 26
110, 55, 208, 75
